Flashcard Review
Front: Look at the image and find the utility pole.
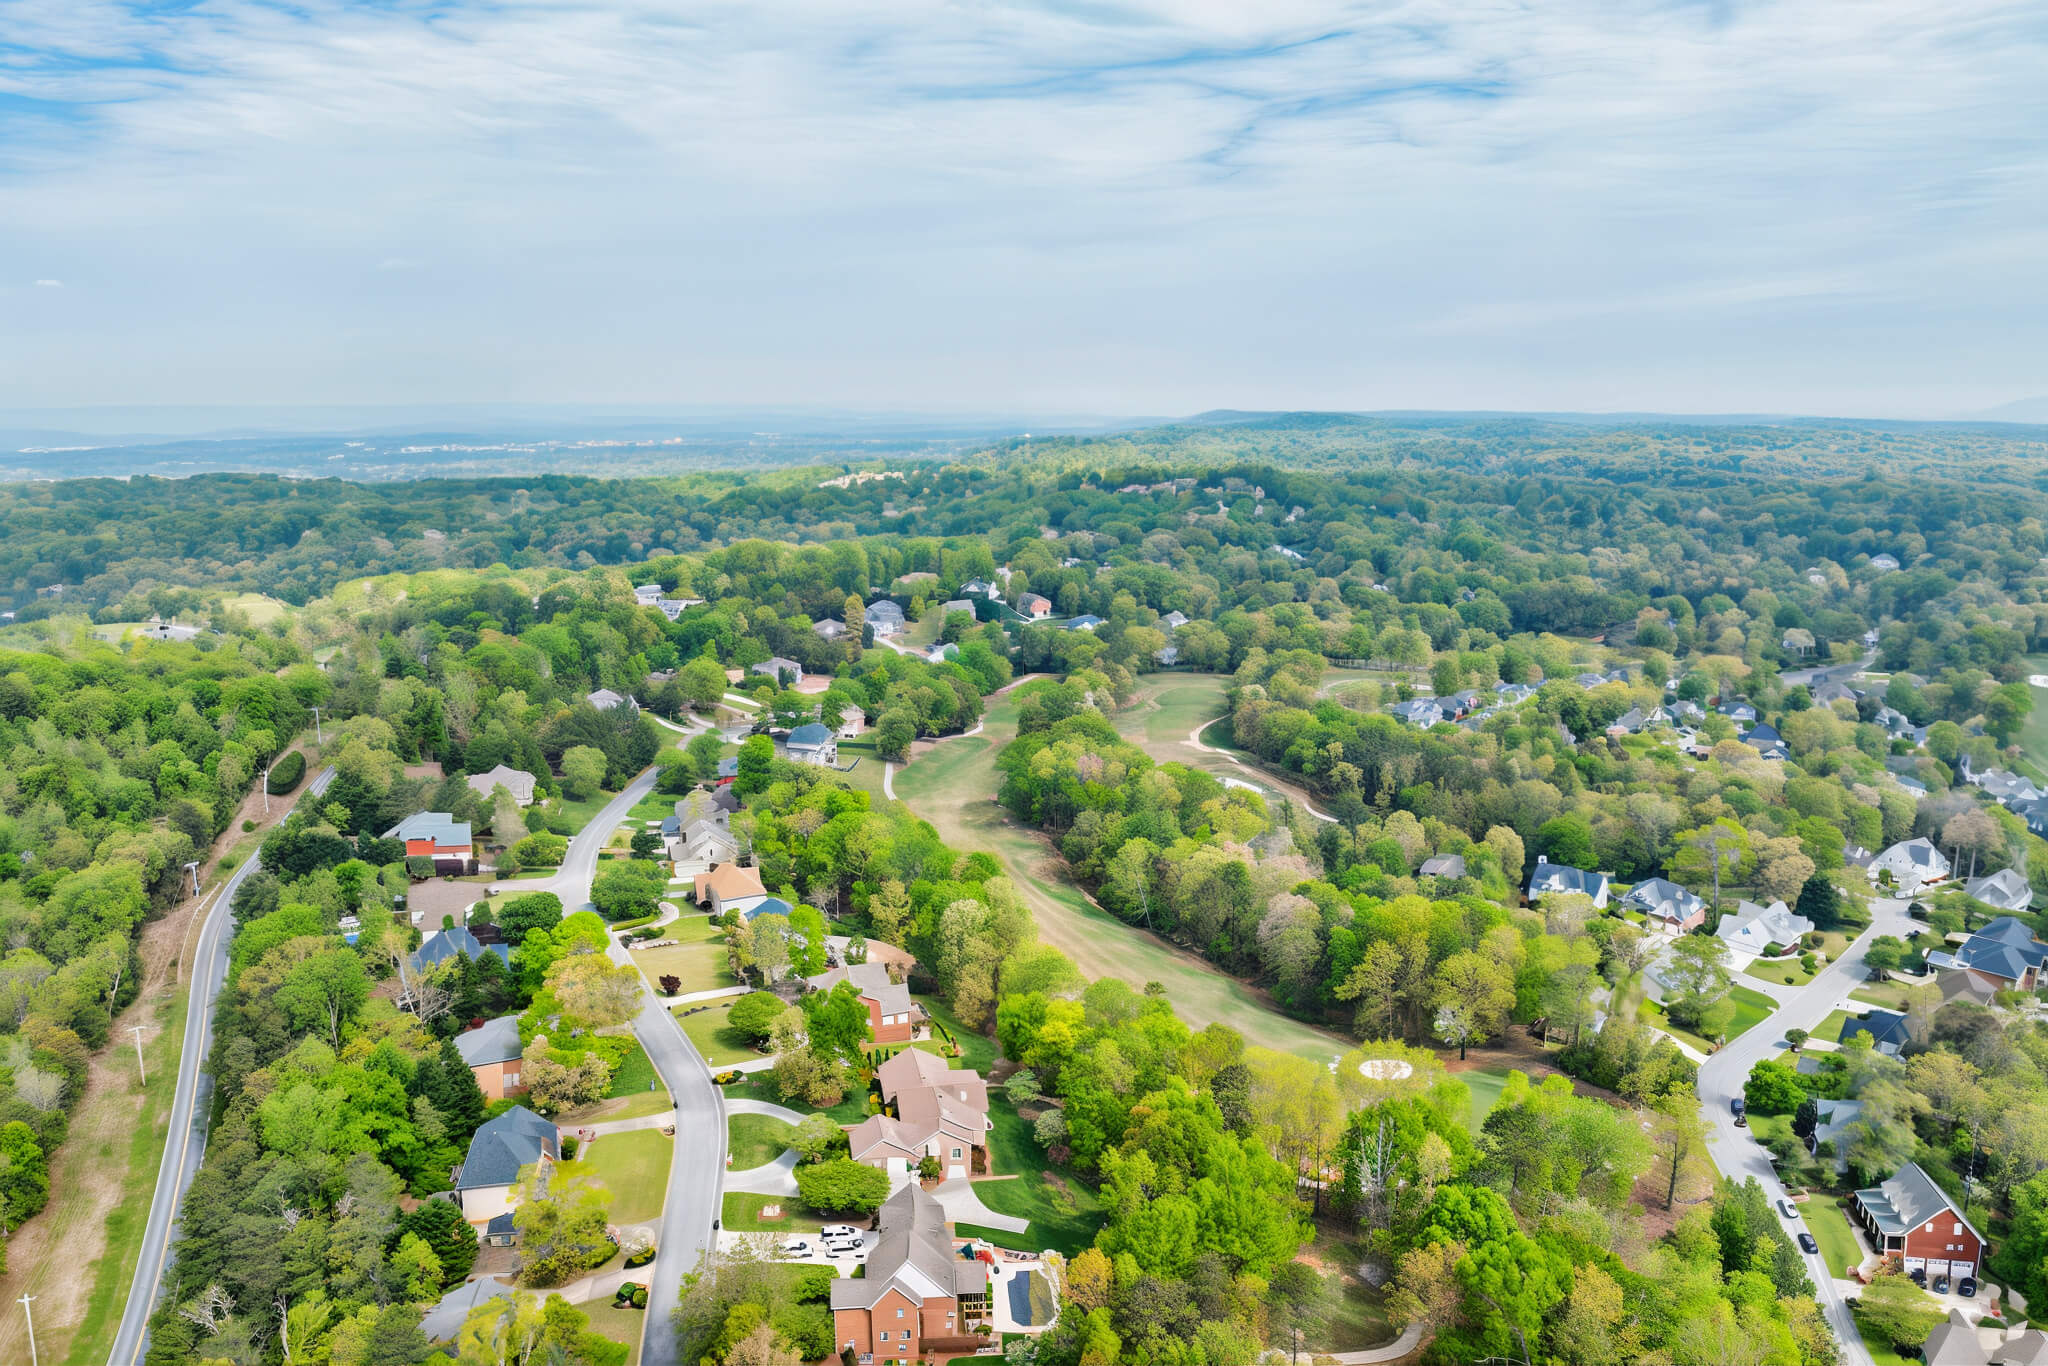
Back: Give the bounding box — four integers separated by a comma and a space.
262, 764, 272, 816
131, 1025, 147, 1085
184, 861, 202, 897
311, 706, 324, 745
18, 1293, 36, 1366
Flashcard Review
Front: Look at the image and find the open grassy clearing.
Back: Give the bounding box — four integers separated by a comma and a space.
1801, 1194, 1866, 1278
576, 1128, 671, 1224
574, 1305, 644, 1366
917, 994, 997, 1073
829, 737, 892, 802
1460, 1067, 1513, 1135
979, 1105, 1105, 1256
723, 1191, 825, 1233
1303, 1225, 1399, 1351
1642, 984, 1776, 1052
729, 1114, 798, 1168
1851, 981, 1921, 1012
630, 916, 735, 996
892, 691, 1345, 1062
2018, 655, 2048, 781
675, 999, 769, 1069
728, 1073, 872, 1124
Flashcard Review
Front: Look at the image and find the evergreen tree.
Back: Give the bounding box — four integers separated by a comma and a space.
396, 1197, 479, 1285
431, 1038, 490, 1140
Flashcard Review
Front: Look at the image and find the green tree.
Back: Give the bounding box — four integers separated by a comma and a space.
559, 745, 609, 799
728, 991, 788, 1045
590, 858, 666, 922
1743, 1059, 1805, 1116
799, 982, 871, 1062
497, 891, 564, 945
794, 1157, 892, 1214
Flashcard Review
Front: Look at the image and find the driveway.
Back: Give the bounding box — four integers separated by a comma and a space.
1696, 896, 1916, 1366
933, 1178, 1029, 1235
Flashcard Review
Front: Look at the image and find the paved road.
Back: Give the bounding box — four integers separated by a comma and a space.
1695, 896, 1914, 1366
110, 765, 335, 1366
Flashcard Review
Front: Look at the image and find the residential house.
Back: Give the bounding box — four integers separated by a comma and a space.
716, 756, 739, 785
1443, 689, 1481, 720
926, 642, 958, 665
1869, 553, 1901, 571
1920, 1309, 1990, 1366
1938, 969, 1999, 1009
453, 1016, 525, 1100
744, 895, 795, 923
656, 598, 693, 621
960, 578, 1001, 601
1275, 545, 1306, 561
692, 862, 770, 917
1964, 869, 2033, 913
633, 584, 663, 606
1572, 672, 1608, 690
940, 599, 976, 619
1870, 837, 1951, 894
586, 688, 638, 712
814, 619, 848, 642
1016, 593, 1053, 620
1813, 680, 1862, 707
1669, 699, 1707, 724
1719, 699, 1759, 725
837, 711, 867, 740
668, 817, 740, 876
384, 812, 473, 874
804, 960, 922, 1044
465, 764, 537, 807
850, 1048, 991, 1181
751, 657, 804, 686
1609, 705, 1650, 735
1153, 645, 1180, 666
1851, 1161, 1984, 1282
410, 926, 511, 975
829, 1184, 990, 1366
1420, 854, 1466, 879
1064, 614, 1103, 631
1162, 610, 1189, 629
1841, 1007, 1915, 1056
785, 722, 838, 766
1952, 916, 2048, 988
866, 601, 908, 637
456, 1105, 560, 1228
1388, 698, 1444, 728
1715, 899, 1813, 956
1621, 877, 1708, 934
1526, 860, 1611, 908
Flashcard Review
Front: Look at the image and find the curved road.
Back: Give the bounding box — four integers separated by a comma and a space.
1694, 896, 1914, 1366
110, 765, 335, 1366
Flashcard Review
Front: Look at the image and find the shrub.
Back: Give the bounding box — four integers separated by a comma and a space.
512, 832, 570, 867
713, 1070, 743, 1085
405, 855, 436, 880
241, 819, 256, 833
561, 1137, 580, 1161
265, 750, 305, 794
631, 1286, 648, 1309
795, 1158, 892, 1215
729, 991, 787, 1045
659, 974, 682, 995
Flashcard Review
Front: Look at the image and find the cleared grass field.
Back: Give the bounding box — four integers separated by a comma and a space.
576, 1128, 671, 1224
1460, 1067, 1512, 1135
630, 916, 735, 996
729, 1114, 797, 1168
1643, 984, 1777, 1052
978, 1105, 1105, 1256
675, 999, 769, 1069
1802, 1194, 1866, 1278
892, 690, 1345, 1062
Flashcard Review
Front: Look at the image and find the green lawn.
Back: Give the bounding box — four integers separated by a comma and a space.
576, 1128, 671, 1224
1852, 982, 1919, 1013
830, 738, 892, 802
730, 1072, 873, 1124
914, 994, 996, 1073
1813, 1008, 1854, 1044
1851, 1299, 1926, 1366
1644, 984, 1777, 1052
1460, 1067, 1513, 1135
1802, 1194, 1867, 1279
546, 788, 624, 834
632, 917, 735, 996
1745, 957, 1816, 987
977, 1104, 1105, 1256
575, 1305, 644, 1366
1305, 1226, 1399, 1352
723, 1191, 824, 1233
2018, 655, 2048, 779
675, 999, 770, 1069
729, 1113, 798, 1168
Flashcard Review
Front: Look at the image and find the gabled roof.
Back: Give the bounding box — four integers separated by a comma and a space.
458, 1105, 558, 1189
744, 896, 795, 921
806, 959, 914, 1017
828, 1184, 983, 1310
846, 1112, 923, 1162
1622, 877, 1705, 921
384, 811, 472, 846
413, 927, 510, 972
1420, 854, 1466, 879
1840, 1008, 1914, 1051
751, 657, 802, 676
1964, 870, 2032, 913
454, 1016, 523, 1067
694, 862, 766, 902
1716, 899, 1812, 952
865, 598, 906, 619
786, 722, 832, 749
465, 765, 537, 803
1527, 860, 1607, 899
1875, 837, 1948, 873
1855, 1162, 1979, 1242
586, 688, 634, 710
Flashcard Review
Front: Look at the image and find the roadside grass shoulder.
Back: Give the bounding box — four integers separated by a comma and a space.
575, 1128, 670, 1224
729, 1114, 797, 1169
1802, 1194, 1866, 1279
724, 1191, 825, 1233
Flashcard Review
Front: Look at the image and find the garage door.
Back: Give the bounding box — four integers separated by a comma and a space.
1903, 1257, 1926, 1276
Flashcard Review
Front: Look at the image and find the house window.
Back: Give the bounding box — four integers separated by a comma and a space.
879, 1332, 889, 1343
896, 1310, 905, 1319
1955, 1223, 1965, 1236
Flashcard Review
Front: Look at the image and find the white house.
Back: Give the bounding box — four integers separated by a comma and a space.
1870, 837, 1951, 894
864, 600, 907, 637
633, 584, 663, 606
1964, 868, 2033, 913
586, 688, 638, 712
784, 722, 838, 766
751, 657, 804, 686
1526, 860, 1611, 908
1716, 899, 1814, 957
465, 764, 537, 807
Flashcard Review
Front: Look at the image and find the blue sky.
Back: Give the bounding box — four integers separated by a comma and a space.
1, 0, 2044, 417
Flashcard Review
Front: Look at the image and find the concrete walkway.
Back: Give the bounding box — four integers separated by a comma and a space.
675, 984, 747, 1004
575, 1111, 677, 1137
727, 1097, 809, 1124
883, 761, 896, 799
1183, 722, 1339, 823
1326, 1323, 1424, 1364
934, 1177, 1029, 1234
727, 1150, 800, 1195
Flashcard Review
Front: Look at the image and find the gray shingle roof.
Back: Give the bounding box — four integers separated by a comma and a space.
1528, 861, 1607, 900
805, 959, 913, 1017
828, 1184, 985, 1311
1855, 1161, 1980, 1242
787, 723, 832, 749
412, 927, 511, 973
459, 1106, 558, 1189
454, 1016, 523, 1067
384, 811, 472, 846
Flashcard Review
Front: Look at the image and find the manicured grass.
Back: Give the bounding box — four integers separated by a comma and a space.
675, 999, 769, 1068
914, 994, 996, 1073
1851, 1299, 1923, 1366
576, 1128, 671, 1224
2019, 655, 2048, 779
1813, 1008, 1854, 1044
977, 1104, 1105, 1256
1802, 1194, 1867, 1279
1852, 981, 1919, 1013
633, 920, 736, 996
575, 1306, 644, 1366
547, 788, 624, 833
729, 1114, 798, 1169
1745, 957, 1816, 987
610, 1040, 661, 1098
730, 1072, 873, 1124
1460, 1067, 1513, 1135
1644, 984, 1777, 1052
829, 738, 892, 801
723, 1191, 825, 1233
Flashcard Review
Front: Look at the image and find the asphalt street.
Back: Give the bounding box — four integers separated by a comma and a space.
1694, 895, 1915, 1366
109, 765, 336, 1366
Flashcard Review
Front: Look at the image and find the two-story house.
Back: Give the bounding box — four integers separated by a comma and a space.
693, 862, 770, 917
1852, 1162, 1985, 1284
831, 1185, 990, 1366
804, 960, 922, 1044
456, 1105, 559, 1229
453, 1016, 526, 1100
848, 1049, 991, 1182
1526, 859, 1611, 908
1620, 877, 1707, 934
384, 812, 474, 874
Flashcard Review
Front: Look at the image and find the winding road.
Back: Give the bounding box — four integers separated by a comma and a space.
1694, 896, 1914, 1366
110, 765, 336, 1366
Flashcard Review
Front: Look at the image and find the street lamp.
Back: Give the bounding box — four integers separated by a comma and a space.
183, 861, 201, 897
310, 706, 324, 745
262, 764, 272, 816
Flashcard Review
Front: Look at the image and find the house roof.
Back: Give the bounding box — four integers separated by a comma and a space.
752, 657, 802, 676
1528, 861, 1607, 899
1622, 877, 1705, 922
1855, 1162, 1982, 1243
865, 599, 906, 621
1840, 1008, 1914, 1051
384, 811, 472, 846
806, 959, 913, 1017
846, 1112, 923, 1162
787, 722, 832, 749
813, 619, 847, 638
829, 1184, 984, 1311
454, 1016, 524, 1067
458, 1105, 558, 1190
694, 862, 766, 902
1920, 1309, 1989, 1366
1715, 899, 1812, 952
1420, 854, 1466, 879
744, 896, 795, 921
1876, 837, 1949, 873
1964, 869, 2033, 913
1065, 614, 1103, 629
586, 688, 634, 710
465, 765, 537, 803
1939, 969, 1999, 1007
412, 927, 510, 973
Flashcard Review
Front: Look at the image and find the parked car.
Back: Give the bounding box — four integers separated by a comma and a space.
820, 1225, 861, 1240
1909, 1266, 1926, 1285
1934, 1275, 1951, 1294
1777, 1198, 1797, 1218
825, 1240, 864, 1258
1798, 1233, 1819, 1254
1961, 1277, 1978, 1299
780, 1239, 812, 1258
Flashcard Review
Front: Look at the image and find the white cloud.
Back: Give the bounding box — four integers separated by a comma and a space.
0, 0, 2042, 414
33, 280, 63, 288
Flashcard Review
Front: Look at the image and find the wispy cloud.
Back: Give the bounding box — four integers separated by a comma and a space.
0, 0, 2042, 414
33, 279, 62, 288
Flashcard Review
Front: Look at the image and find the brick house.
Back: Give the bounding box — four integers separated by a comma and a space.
1852, 1162, 1985, 1282
453, 1016, 525, 1100
830, 1185, 990, 1365
384, 811, 474, 874
847, 1049, 990, 1182
803, 960, 922, 1044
